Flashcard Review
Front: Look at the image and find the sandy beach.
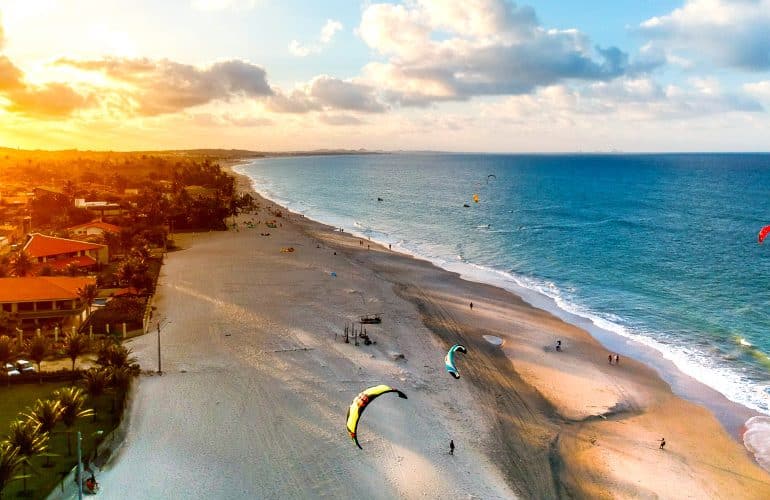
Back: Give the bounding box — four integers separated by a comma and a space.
88, 169, 770, 499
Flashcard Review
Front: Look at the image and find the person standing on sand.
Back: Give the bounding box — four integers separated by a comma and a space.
659, 437, 666, 450
450, 440, 455, 455
614, 354, 620, 365
469, 302, 473, 310
608, 354, 613, 365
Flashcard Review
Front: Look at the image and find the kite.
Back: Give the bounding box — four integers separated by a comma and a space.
444, 344, 467, 379
759, 225, 770, 244
346, 385, 407, 449
487, 174, 497, 183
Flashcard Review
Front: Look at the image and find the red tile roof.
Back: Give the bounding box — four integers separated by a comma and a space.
34, 255, 97, 272
67, 221, 121, 234
23, 233, 105, 258
0, 277, 95, 302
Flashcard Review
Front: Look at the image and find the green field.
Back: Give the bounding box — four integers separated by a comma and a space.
0, 382, 122, 499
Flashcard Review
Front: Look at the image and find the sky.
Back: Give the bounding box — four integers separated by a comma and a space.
1, 0, 770, 152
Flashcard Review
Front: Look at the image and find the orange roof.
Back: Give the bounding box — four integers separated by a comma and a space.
0, 276, 95, 302
34, 255, 97, 272
23, 233, 105, 258
67, 220, 121, 234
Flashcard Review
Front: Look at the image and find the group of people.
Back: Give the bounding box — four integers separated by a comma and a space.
608, 353, 620, 365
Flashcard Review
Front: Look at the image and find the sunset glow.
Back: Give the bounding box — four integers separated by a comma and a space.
2, 0, 770, 151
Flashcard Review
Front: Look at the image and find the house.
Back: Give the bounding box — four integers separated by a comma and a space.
67, 220, 121, 237
23, 233, 109, 272
0, 276, 96, 328
74, 199, 124, 217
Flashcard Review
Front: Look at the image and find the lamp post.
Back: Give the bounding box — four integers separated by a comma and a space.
156, 318, 170, 375
76, 431, 82, 500
76, 429, 103, 499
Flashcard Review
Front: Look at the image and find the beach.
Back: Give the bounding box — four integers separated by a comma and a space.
91, 169, 770, 499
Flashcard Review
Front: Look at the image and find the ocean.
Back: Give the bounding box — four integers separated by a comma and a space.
236, 153, 770, 427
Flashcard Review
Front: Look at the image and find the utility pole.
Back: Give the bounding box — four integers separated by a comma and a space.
156, 317, 171, 375
76, 431, 83, 500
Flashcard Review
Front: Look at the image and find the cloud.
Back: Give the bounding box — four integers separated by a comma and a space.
191, 0, 259, 12
267, 75, 385, 113
319, 114, 365, 126
5, 83, 91, 117
357, 0, 628, 106
56, 57, 272, 115
0, 52, 91, 118
639, 0, 770, 70
0, 15, 4, 50
0, 56, 24, 91
492, 77, 762, 125
289, 19, 343, 57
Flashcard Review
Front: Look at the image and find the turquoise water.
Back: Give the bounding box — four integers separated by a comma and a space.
237, 153, 770, 415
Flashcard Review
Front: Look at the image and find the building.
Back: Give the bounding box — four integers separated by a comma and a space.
67, 220, 121, 237
0, 276, 96, 328
74, 199, 124, 217
23, 233, 109, 273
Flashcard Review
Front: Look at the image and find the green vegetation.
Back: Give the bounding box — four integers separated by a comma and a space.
0, 340, 135, 498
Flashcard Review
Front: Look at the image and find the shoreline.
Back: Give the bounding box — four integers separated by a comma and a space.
95, 160, 770, 498
225, 161, 770, 495
232, 159, 763, 442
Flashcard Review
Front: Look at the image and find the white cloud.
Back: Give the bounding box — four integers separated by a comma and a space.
639, 0, 770, 70
191, 0, 259, 12
289, 19, 343, 57
267, 75, 385, 113
357, 0, 627, 106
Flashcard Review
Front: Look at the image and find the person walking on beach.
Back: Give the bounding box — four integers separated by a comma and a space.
449, 440, 455, 455
608, 354, 613, 364
556, 340, 562, 351
614, 354, 620, 365
469, 302, 473, 310
659, 437, 666, 450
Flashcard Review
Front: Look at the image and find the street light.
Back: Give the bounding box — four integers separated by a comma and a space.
77, 429, 103, 499
156, 318, 171, 375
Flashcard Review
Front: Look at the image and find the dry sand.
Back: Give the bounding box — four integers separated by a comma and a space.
93, 173, 770, 499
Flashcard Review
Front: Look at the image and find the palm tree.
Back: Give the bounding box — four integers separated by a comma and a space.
23, 400, 62, 468
25, 335, 49, 384
0, 442, 25, 499
96, 341, 136, 369
81, 370, 109, 422
106, 366, 133, 416
11, 252, 33, 277
62, 332, 89, 376
0, 336, 15, 387
5, 419, 48, 495
52, 387, 94, 456
76, 283, 98, 321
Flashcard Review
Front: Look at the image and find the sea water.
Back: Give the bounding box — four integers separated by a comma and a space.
236, 153, 770, 460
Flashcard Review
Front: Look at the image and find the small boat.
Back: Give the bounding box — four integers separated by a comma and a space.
360, 313, 382, 324
463, 203, 470, 208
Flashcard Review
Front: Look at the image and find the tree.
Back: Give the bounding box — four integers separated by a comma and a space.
62, 333, 89, 375
76, 283, 98, 320
106, 366, 133, 415
81, 370, 109, 422
96, 341, 136, 369
10, 252, 32, 277
0, 336, 15, 387
52, 387, 94, 456
24, 399, 62, 437
5, 419, 48, 495
0, 312, 18, 337
25, 335, 50, 384
0, 442, 24, 499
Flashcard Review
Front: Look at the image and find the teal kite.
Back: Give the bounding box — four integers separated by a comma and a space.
445, 344, 467, 379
